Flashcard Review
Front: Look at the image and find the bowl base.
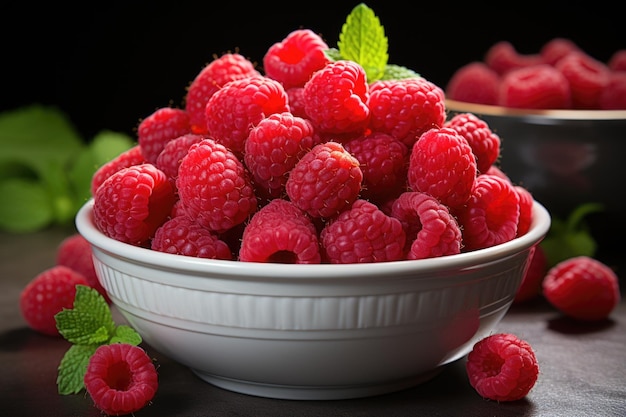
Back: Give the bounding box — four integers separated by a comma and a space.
191, 367, 445, 400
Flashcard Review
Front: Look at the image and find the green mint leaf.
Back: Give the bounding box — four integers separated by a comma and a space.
57, 344, 99, 395
381, 64, 420, 81
55, 285, 115, 345
0, 178, 54, 232
110, 325, 142, 345
337, 3, 388, 82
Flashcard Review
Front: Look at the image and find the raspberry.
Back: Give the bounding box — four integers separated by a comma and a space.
137, 107, 191, 164
444, 112, 501, 175
445, 62, 500, 105
244, 112, 320, 201
93, 163, 176, 247
608, 49, 626, 72
368, 77, 446, 147
20, 265, 89, 336
90, 145, 146, 196
514, 244, 548, 304
514, 185, 534, 237
151, 215, 233, 260
176, 138, 258, 233
540, 37, 581, 66
286, 141, 363, 219
466, 333, 539, 402
155, 133, 205, 180
286, 86, 307, 118
56, 233, 111, 303
263, 29, 330, 89
390, 191, 462, 260
320, 199, 405, 263
84, 343, 158, 416
498, 64, 572, 109
454, 174, 520, 252
542, 256, 620, 321
343, 131, 408, 203
483, 165, 511, 182
205, 76, 289, 154
239, 199, 321, 263
556, 51, 611, 109
303, 60, 370, 135
185, 53, 261, 134
407, 127, 477, 209
599, 72, 626, 110
484, 41, 544, 75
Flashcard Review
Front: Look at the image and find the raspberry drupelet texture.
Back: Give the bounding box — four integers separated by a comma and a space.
303, 60, 370, 135
390, 191, 462, 260
321, 199, 405, 264
444, 112, 501, 175
466, 333, 539, 402
137, 107, 192, 164
263, 29, 331, 90
93, 163, 176, 247
185, 53, 261, 134
498, 64, 572, 109
407, 127, 477, 209
514, 185, 534, 237
205, 76, 289, 155
239, 198, 321, 263
445, 62, 501, 105
286, 141, 363, 219
155, 133, 206, 181
176, 138, 258, 233
368, 77, 446, 148
90, 145, 146, 196
84, 343, 158, 416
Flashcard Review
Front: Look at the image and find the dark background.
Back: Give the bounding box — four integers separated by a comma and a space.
2, 1, 624, 141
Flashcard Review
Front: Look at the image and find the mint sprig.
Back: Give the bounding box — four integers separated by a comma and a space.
54, 285, 142, 395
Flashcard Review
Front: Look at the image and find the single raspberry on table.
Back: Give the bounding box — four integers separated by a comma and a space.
93, 163, 176, 247
263, 28, 331, 90
445, 61, 500, 106
90, 145, 146, 196
540, 37, 581, 66
185, 53, 261, 134
514, 244, 548, 304
176, 138, 258, 233
368, 77, 446, 148
84, 343, 158, 416
286, 141, 363, 220
151, 215, 233, 260
555, 51, 611, 109
466, 333, 539, 402
484, 40, 544, 75
390, 191, 462, 260
320, 199, 406, 264
155, 133, 206, 181
444, 112, 501, 175
137, 107, 192, 164
20, 265, 90, 336
498, 64, 572, 109
205, 76, 289, 155
542, 256, 620, 321
303, 60, 370, 135
239, 198, 321, 263
407, 126, 477, 209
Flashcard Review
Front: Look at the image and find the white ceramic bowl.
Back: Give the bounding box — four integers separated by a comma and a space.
76, 198, 551, 400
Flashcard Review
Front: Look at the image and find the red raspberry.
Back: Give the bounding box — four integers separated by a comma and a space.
466, 333, 539, 402
263, 29, 331, 89
303, 60, 370, 135
390, 191, 462, 260
20, 265, 89, 336
90, 145, 146, 196
608, 49, 626, 72
445, 62, 500, 105
151, 215, 233, 259
407, 127, 477, 209
455, 174, 520, 251
514, 244, 548, 304
485, 41, 544, 75
155, 133, 205, 180
286, 141, 363, 219
176, 138, 258, 233
205, 76, 289, 154
540, 37, 581, 66
93, 163, 176, 246
514, 185, 534, 237
542, 256, 620, 321
343, 131, 408, 203
483, 164, 511, 182
320, 199, 405, 264
444, 112, 501, 174
286, 87, 307, 118
185, 53, 261, 134
556, 51, 611, 109
368, 77, 446, 148
239, 199, 321, 263
599, 72, 626, 110
137, 107, 191, 164
244, 112, 321, 201
56, 233, 110, 303
84, 343, 158, 416
499, 64, 572, 109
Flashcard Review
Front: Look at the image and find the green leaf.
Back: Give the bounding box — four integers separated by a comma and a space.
55, 285, 115, 345
0, 178, 54, 232
381, 64, 420, 81
337, 3, 388, 82
110, 325, 142, 345
57, 344, 99, 395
